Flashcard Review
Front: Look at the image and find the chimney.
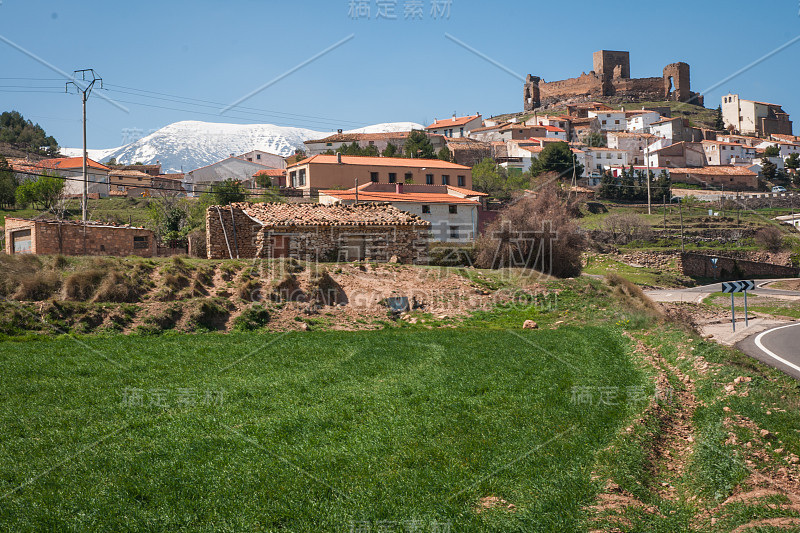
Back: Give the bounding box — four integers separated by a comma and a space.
337, 153, 342, 164
452, 113, 457, 122
396, 183, 403, 194
337, 129, 342, 134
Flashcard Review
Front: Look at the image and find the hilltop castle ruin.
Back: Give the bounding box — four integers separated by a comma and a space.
523, 50, 704, 110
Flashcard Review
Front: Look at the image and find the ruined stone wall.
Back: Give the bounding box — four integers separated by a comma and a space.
609, 77, 664, 99
593, 50, 630, 79
206, 206, 430, 263
681, 252, 799, 280
537, 72, 605, 106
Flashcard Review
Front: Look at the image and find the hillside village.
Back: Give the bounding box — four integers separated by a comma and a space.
2, 50, 799, 268
5, 44, 800, 533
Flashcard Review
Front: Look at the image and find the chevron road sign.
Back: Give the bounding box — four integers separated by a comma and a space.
721, 280, 755, 331
722, 280, 755, 293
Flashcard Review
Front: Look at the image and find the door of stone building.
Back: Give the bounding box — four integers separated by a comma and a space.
271, 235, 291, 258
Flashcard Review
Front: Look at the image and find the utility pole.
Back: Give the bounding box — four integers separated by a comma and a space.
644, 126, 651, 214
679, 200, 685, 253
66, 69, 103, 223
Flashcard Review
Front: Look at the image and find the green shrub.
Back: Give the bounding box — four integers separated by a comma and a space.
233, 305, 271, 331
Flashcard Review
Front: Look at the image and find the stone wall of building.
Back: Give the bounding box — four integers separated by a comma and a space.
206, 206, 430, 263
4, 217, 154, 257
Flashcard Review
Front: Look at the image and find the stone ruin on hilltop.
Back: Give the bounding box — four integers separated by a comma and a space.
523, 50, 704, 110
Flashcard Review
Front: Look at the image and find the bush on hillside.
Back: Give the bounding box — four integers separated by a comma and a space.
474, 186, 585, 278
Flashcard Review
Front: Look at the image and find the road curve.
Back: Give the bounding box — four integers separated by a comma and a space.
736, 323, 800, 381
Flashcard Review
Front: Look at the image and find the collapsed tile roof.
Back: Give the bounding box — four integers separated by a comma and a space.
228, 202, 430, 227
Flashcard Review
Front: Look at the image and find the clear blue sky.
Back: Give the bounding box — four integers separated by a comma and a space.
2, 0, 799, 149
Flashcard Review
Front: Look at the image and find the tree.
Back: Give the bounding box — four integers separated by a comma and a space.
474, 186, 585, 277
598, 170, 620, 200
437, 146, 452, 162
210, 179, 246, 205
755, 226, 785, 252
471, 158, 527, 198
106, 157, 118, 166
402, 130, 436, 159
382, 143, 399, 158
14, 172, 64, 209
581, 132, 606, 147
786, 152, 800, 171
764, 145, 781, 158
0, 156, 18, 208
0, 110, 59, 156
528, 142, 583, 180
761, 158, 778, 181
714, 105, 725, 131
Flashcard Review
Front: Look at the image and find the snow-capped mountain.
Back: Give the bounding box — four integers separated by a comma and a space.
62, 121, 424, 173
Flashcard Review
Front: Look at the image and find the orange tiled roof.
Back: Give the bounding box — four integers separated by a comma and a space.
253, 169, 287, 177
320, 189, 481, 205
289, 154, 471, 170
233, 201, 430, 227
542, 125, 565, 133
9, 157, 109, 173
426, 115, 481, 129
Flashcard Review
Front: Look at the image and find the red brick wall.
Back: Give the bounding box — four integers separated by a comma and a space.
4, 217, 154, 257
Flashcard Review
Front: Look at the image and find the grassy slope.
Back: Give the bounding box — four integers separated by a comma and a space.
0, 325, 643, 532
3, 273, 800, 531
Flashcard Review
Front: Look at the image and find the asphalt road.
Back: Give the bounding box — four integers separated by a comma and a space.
736, 323, 800, 381
646, 279, 800, 303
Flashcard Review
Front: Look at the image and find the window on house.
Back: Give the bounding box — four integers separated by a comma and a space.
404, 172, 413, 183
457, 175, 465, 187
299, 169, 306, 186
370, 172, 379, 183
459, 127, 464, 136
422, 205, 430, 214
449, 205, 457, 214
137, 177, 142, 181
449, 225, 459, 239
326, 142, 332, 146
289, 171, 297, 187
602, 120, 607, 125
247, 158, 252, 161
369, 141, 375, 146
615, 120, 620, 125
426, 174, 433, 185
256, 154, 261, 160
389, 173, 397, 183
442, 175, 450, 185
133, 236, 148, 249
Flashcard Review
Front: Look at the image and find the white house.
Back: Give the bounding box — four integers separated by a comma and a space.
721, 94, 793, 137
606, 132, 659, 166
584, 147, 628, 172
626, 110, 662, 132
426, 114, 483, 138
236, 150, 286, 169
755, 141, 800, 160
702, 140, 748, 166
318, 182, 485, 242
9, 157, 110, 197
588, 110, 627, 132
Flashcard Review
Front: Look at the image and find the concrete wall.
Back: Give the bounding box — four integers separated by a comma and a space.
4, 217, 154, 257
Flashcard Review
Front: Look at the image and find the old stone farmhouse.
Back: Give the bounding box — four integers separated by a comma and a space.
4, 217, 155, 257
206, 202, 430, 263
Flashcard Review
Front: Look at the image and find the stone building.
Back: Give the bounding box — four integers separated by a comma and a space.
721, 94, 793, 137
524, 50, 703, 110
206, 202, 430, 263
4, 217, 154, 257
